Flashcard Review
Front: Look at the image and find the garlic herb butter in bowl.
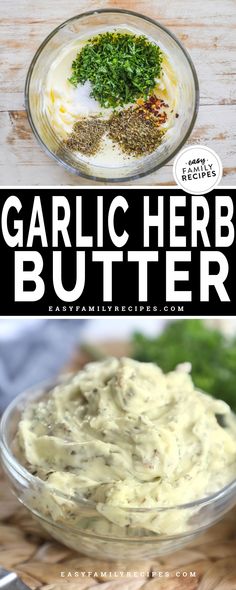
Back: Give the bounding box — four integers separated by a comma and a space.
1, 358, 236, 560
25, 10, 199, 181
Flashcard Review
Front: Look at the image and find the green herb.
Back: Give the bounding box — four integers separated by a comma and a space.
65, 118, 107, 156
69, 32, 162, 108
108, 107, 165, 156
132, 320, 236, 411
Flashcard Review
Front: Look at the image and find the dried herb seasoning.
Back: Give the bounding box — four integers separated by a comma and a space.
69, 32, 162, 108
65, 99, 167, 158
108, 107, 165, 156
65, 118, 107, 156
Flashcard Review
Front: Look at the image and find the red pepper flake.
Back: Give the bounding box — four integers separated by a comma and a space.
135, 95, 168, 127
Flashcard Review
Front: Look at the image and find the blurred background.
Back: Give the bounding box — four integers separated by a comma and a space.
1, 318, 236, 413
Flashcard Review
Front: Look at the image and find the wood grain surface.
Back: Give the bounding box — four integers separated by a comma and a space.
0, 0, 236, 186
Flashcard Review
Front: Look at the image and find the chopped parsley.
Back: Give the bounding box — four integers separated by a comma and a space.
69, 32, 162, 108
132, 320, 236, 411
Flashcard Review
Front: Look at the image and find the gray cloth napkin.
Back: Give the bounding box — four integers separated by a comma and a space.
0, 320, 85, 412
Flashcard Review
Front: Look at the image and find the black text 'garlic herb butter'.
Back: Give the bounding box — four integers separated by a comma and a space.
16, 358, 236, 536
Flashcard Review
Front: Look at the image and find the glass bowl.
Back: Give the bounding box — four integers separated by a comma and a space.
25, 9, 199, 183
1, 381, 236, 561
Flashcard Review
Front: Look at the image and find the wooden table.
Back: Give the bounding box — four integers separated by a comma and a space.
1, 0, 236, 185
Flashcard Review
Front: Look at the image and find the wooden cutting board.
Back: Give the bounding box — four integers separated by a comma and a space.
1, 343, 236, 590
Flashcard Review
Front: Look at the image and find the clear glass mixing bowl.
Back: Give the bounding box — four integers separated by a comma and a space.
1, 381, 236, 561
25, 9, 199, 182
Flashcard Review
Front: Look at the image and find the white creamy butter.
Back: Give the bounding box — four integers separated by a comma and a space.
17, 358, 236, 536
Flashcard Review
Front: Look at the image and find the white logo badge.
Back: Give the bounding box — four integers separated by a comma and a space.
173, 145, 223, 194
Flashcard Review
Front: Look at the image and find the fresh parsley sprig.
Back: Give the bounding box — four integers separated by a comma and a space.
132, 320, 236, 411
69, 32, 162, 108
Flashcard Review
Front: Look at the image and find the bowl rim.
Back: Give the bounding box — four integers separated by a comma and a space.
1, 377, 236, 513
24, 8, 200, 183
